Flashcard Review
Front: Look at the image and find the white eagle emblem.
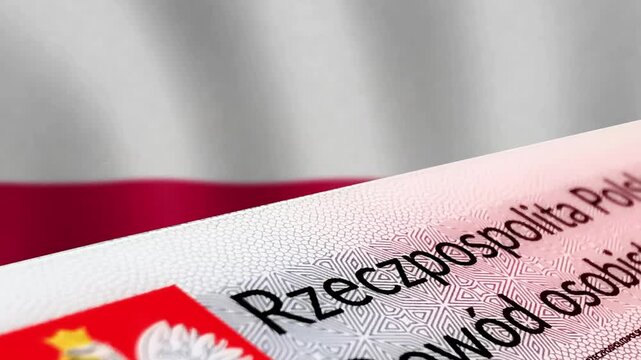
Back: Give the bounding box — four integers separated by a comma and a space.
136, 321, 253, 360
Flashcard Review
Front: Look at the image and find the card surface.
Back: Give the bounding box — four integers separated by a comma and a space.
2, 121, 641, 359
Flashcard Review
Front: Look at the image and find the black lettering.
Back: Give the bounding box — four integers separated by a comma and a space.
561, 280, 601, 307
232, 289, 315, 335
623, 172, 641, 194
628, 251, 641, 265
474, 318, 520, 347
583, 258, 639, 288
602, 188, 634, 207
540, 289, 582, 316
498, 294, 551, 334
286, 286, 343, 321
324, 278, 372, 306
556, 203, 592, 224
423, 328, 492, 360
356, 267, 401, 295
604, 178, 641, 201
399, 352, 437, 360
510, 205, 555, 234
504, 220, 542, 241
403, 251, 450, 286
377, 258, 427, 288
536, 203, 577, 228
579, 273, 620, 296
476, 227, 521, 258
459, 234, 498, 258
435, 242, 477, 266
569, 187, 609, 214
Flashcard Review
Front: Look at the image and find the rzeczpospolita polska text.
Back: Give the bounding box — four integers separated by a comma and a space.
232, 171, 641, 360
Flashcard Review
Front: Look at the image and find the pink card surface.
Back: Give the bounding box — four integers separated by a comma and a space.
2, 121, 641, 359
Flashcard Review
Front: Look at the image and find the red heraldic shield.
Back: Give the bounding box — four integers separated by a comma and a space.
0, 285, 269, 360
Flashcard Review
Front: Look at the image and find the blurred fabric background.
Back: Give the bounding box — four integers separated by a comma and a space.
0, 0, 640, 265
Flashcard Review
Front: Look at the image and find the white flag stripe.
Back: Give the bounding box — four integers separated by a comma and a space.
0, 1, 639, 182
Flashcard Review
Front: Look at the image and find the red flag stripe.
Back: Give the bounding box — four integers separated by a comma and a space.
0, 179, 368, 265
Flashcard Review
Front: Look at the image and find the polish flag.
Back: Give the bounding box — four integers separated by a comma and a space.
1, 1, 638, 265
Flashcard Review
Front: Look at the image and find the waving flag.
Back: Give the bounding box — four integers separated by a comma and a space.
1, 0, 640, 265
